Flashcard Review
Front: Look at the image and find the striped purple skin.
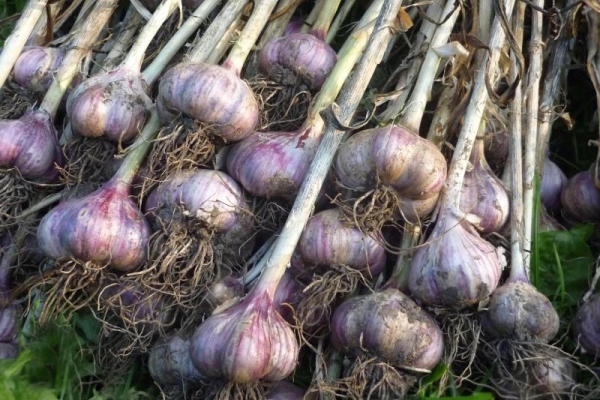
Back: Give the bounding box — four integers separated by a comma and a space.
190, 289, 298, 383
561, 170, 600, 223
37, 177, 151, 271
145, 169, 245, 233
13, 46, 65, 93
0, 109, 61, 180
258, 33, 337, 91
484, 281, 559, 342
266, 381, 306, 400
335, 126, 447, 220
295, 208, 386, 277
459, 141, 509, 234
408, 213, 503, 310
67, 68, 152, 143
331, 288, 444, 371
0, 305, 17, 343
226, 128, 321, 200
540, 157, 567, 211
149, 335, 203, 386
157, 62, 259, 142
574, 294, 600, 357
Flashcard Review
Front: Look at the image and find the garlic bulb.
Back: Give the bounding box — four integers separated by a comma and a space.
226, 127, 321, 200
157, 63, 259, 142
483, 281, 559, 342
561, 170, 600, 223
540, 157, 567, 211
67, 68, 152, 142
266, 381, 306, 400
13, 46, 65, 93
145, 169, 246, 233
294, 208, 386, 277
0, 108, 62, 180
331, 288, 444, 371
149, 335, 203, 386
408, 212, 503, 309
459, 140, 509, 233
190, 288, 298, 383
574, 294, 600, 357
335, 125, 447, 221
258, 33, 337, 91
37, 177, 151, 271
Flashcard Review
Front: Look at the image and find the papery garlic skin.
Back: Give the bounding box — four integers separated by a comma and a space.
460, 140, 509, 233
335, 125, 447, 221
258, 33, 337, 90
157, 63, 259, 142
226, 129, 321, 200
295, 208, 385, 276
190, 289, 298, 383
408, 213, 503, 309
13, 46, 65, 93
145, 169, 246, 233
574, 294, 600, 357
540, 157, 567, 211
331, 288, 444, 371
484, 281, 559, 342
0, 108, 62, 180
561, 171, 600, 223
67, 68, 152, 142
37, 178, 151, 271
149, 335, 203, 386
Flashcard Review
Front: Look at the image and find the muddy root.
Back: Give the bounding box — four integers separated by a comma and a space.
0, 169, 37, 235
198, 381, 270, 400
0, 83, 34, 119
60, 136, 117, 189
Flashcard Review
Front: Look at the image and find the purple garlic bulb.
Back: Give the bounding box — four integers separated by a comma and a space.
540, 157, 567, 211
0, 343, 18, 359
331, 288, 444, 371
190, 288, 299, 383
335, 125, 447, 221
149, 335, 203, 386
0, 108, 62, 180
0, 237, 17, 345
37, 177, 151, 271
266, 381, 306, 400
484, 281, 559, 342
145, 169, 246, 233
561, 170, 600, 223
408, 212, 503, 309
258, 33, 337, 91
203, 275, 244, 309
157, 63, 259, 142
574, 294, 600, 357
226, 126, 321, 200
67, 68, 152, 142
283, 17, 303, 36
13, 46, 65, 93
293, 208, 386, 277
459, 140, 509, 233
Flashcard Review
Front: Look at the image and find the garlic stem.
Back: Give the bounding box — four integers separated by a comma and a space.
221, 0, 279, 76
52, 0, 85, 35
305, 0, 385, 131
16, 192, 63, 219
122, 0, 180, 71
508, 1, 527, 282
475, 0, 493, 66
0, 0, 48, 89
98, 6, 143, 73
28, 0, 66, 46
443, 0, 516, 215
326, 0, 357, 43
142, 0, 223, 85
387, 224, 421, 292
39, 0, 120, 118
309, 0, 342, 41
522, 0, 544, 273
301, 0, 325, 34
255, 0, 401, 296
425, 82, 456, 147
243, 236, 276, 285
188, 0, 250, 64
378, 1, 445, 124
207, 15, 243, 64
399, 0, 459, 133
114, 110, 162, 186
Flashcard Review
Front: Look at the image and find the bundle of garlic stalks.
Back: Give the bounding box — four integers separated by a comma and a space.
2, 0, 600, 398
